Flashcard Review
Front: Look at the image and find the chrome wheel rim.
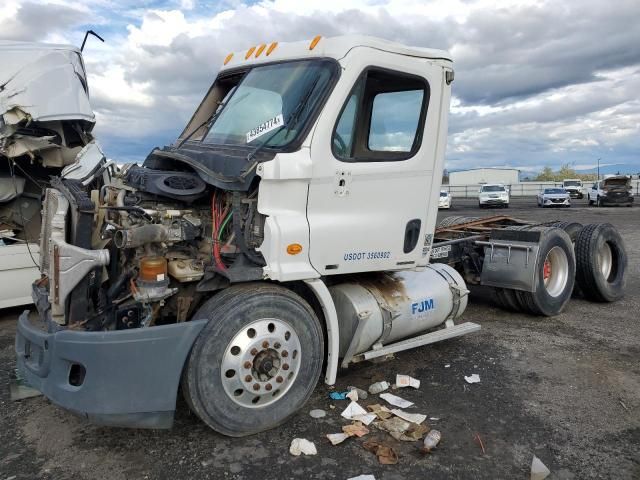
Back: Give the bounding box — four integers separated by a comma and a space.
598, 242, 613, 280
221, 318, 301, 408
542, 246, 569, 297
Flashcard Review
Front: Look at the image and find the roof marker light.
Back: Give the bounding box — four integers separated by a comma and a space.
255, 44, 266, 57
309, 35, 322, 50
266, 42, 278, 56
223, 53, 233, 65
245, 46, 256, 59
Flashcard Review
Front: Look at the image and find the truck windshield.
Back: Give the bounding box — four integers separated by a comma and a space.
203, 59, 335, 148
564, 181, 581, 186
482, 185, 505, 192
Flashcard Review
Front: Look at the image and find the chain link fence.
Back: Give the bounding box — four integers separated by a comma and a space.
441, 180, 640, 198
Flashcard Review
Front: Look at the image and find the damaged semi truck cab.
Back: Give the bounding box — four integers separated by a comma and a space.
16, 36, 627, 436
16, 36, 473, 434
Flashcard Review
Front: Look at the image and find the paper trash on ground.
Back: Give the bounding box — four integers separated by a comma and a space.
379, 392, 414, 408
341, 401, 376, 425
531, 455, 551, 480
289, 438, 317, 456
464, 374, 481, 384
391, 409, 427, 424
347, 475, 375, 480
396, 374, 420, 389
326, 433, 350, 445
343, 422, 370, 437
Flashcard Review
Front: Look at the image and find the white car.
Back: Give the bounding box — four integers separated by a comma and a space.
478, 184, 509, 208
438, 190, 452, 209
537, 188, 571, 208
588, 176, 634, 207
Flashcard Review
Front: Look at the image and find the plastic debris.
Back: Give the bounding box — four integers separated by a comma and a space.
341, 401, 377, 425
396, 374, 421, 389
309, 409, 326, 419
531, 456, 551, 480
342, 422, 370, 437
329, 391, 350, 400
347, 476, 375, 480
368, 381, 390, 394
346, 389, 359, 402
474, 433, 486, 454
348, 386, 368, 400
289, 438, 317, 456
391, 409, 426, 425
444, 364, 451, 368
380, 392, 414, 408
421, 430, 442, 453
326, 433, 350, 445
464, 374, 481, 384
363, 441, 399, 465
367, 404, 394, 420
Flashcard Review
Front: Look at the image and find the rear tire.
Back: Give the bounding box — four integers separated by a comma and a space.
182, 283, 324, 436
596, 196, 603, 207
575, 223, 627, 302
514, 227, 576, 316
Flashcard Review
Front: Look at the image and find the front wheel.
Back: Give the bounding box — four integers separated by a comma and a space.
596, 196, 603, 207
182, 283, 324, 436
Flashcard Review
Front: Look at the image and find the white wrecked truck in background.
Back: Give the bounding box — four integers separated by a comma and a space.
12, 36, 628, 436
0, 41, 99, 307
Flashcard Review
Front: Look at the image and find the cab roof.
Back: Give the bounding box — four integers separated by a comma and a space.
219, 35, 452, 72
0, 40, 81, 54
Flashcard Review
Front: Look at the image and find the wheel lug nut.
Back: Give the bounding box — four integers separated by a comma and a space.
282, 364, 289, 371
262, 341, 269, 348
276, 376, 283, 383
265, 384, 272, 391
250, 348, 258, 356
243, 361, 252, 369
274, 342, 281, 349
253, 383, 260, 391
281, 350, 288, 358
245, 375, 253, 382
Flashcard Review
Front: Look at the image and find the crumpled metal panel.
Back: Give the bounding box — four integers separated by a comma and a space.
0, 42, 94, 125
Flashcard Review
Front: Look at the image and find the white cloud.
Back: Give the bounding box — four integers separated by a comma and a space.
1, 0, 639, 171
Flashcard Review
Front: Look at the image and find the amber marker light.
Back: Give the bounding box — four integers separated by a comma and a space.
245, 46, 256, 59
309, 35, 322, 50
266, 41, 278, 56
255, 44, 266, 57
223, 53, 233, 65
287, 243, 303, 255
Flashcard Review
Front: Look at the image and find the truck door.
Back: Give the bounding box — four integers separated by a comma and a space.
306, 50, 450, 275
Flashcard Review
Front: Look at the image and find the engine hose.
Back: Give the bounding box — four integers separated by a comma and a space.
114, 224, 169, 249
232, 192, 265, 266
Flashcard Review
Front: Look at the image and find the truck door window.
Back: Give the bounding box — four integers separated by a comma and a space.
332, 68, 429, 162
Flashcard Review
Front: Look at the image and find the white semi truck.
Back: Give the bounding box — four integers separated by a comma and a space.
12, 36, 627, 436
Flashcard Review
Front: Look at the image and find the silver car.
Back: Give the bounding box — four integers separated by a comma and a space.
537, 188, 571, 208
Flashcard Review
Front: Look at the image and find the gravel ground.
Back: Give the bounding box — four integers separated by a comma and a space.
1, 197, 639, 479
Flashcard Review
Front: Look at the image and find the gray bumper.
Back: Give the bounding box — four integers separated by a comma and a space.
15, 311, 206, 428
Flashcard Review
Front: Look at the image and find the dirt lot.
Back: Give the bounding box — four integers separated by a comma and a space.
1, 197, 639, 479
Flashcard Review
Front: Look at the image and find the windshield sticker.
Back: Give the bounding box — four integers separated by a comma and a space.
246, 114, 284, 143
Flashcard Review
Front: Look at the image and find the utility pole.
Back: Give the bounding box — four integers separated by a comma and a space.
597, 157, 601, 180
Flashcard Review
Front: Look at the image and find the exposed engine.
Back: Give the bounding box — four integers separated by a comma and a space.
46, 161, 266, 331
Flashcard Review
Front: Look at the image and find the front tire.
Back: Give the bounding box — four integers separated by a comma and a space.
183, 283, 324, 436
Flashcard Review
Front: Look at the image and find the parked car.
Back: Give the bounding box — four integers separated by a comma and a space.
562, 179, 584, 199
588, 176, 634, 207
439, 189, 452, 209
537, 188, 571, 208
478, 183, 509, 208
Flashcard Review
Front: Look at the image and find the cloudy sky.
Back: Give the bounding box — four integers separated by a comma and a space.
2, 0, 639, 172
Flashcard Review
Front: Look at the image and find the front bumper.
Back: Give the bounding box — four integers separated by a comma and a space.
566, 190, 583, 198
543, 198, 570, 206
479, 198, 508, 206
16, 307, 206, 428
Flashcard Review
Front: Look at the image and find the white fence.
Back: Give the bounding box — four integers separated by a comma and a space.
442, 180, 640, 198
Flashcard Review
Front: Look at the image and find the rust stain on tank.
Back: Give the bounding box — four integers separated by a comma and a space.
358, 272, 409, 309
